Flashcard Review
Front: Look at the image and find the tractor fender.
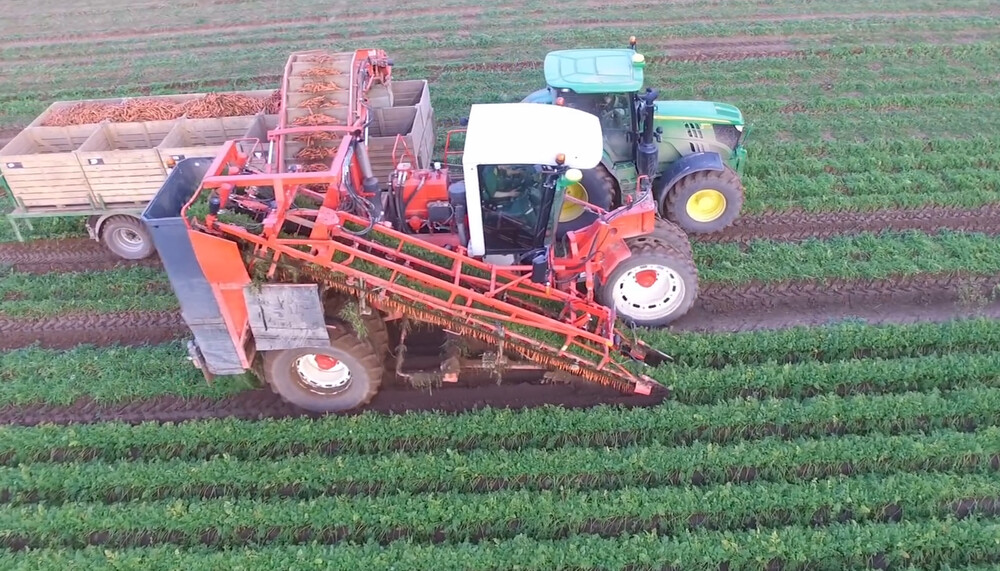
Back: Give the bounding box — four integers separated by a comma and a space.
654, 151, 725, 209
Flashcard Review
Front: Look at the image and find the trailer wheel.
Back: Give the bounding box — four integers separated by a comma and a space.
262, 330, 383, 413
101, 215, 154, 260
663, 166, 744, 234
625, 217, 693, 260
598, 241, 698, 328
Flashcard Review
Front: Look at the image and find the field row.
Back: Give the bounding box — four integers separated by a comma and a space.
4, 230, 1000, 314
1, 426, 996, 502
0, 517, 997, 570
1, 471, 999, 552
3, 374, 999, 458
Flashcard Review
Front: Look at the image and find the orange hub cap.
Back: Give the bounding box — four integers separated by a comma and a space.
635, 269, 659, 288
315, 355, 340, 370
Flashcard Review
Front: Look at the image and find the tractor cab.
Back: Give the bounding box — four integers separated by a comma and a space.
450, 102, 604, 262
523, 46, 648, 163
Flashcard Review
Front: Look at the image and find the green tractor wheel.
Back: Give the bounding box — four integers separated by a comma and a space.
555, 164, 616, 235
662, 166, 744, 234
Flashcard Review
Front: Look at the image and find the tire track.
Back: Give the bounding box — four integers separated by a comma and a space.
0, 311, 186, 351
0, 239, 159, 274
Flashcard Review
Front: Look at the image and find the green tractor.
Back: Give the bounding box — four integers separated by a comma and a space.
521, 37, 751, 235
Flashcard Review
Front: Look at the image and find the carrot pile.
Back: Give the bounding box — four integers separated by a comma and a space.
41, 89, 283, 126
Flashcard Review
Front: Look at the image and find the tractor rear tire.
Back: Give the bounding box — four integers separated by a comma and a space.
100, 215, 155, 260
262, 329, 383, 413
598, 241, 698, 328
556, 164, 616, 236
626, 217, 693, 260
663, 166, 744, 234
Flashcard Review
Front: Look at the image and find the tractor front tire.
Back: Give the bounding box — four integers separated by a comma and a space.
598, 241, 698, 328
262, 330, 383, 413
663, 166, 744, 234
100, 215, 155, 260
626, 217, 693, 260
556, 164, 616, 235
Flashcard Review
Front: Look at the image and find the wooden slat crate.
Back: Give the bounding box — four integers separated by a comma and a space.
157, 115, 262, 167
0, 125, 98, 208
367, 106, 432, 185
76, 121, 174, 205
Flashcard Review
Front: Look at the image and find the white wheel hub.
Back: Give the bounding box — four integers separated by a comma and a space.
612, 263, 686, 320
294, 354, 351, 390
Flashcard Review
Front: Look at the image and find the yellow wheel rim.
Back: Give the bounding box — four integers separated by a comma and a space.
685, 189, 727, 223
559, 181, 589, 223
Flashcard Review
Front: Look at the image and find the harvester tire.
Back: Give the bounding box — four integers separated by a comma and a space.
556, 164, 616, 236
625, 217, 693, 260
262, 329, 383, 413
598, 241, 698, 328
323, 294, 390, 362
100, 215, 155, 260
662, 166, 744, 234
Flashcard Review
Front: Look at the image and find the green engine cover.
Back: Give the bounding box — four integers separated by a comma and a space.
543, 48, 644, 94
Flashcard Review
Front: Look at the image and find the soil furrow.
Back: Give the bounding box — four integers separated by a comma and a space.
0, 239, 159, 274
0, 381, 662, 427
0, 311, 186, 351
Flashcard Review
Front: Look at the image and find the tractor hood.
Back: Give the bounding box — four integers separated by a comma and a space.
654, 100, 744, 126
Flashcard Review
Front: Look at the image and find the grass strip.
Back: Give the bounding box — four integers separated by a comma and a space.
0, 266, 176, 317
1, 383, 997, 465
0, 343, 252, 405
0, 427, 995, 505
1, 472, 997, 549
0, 518, 997, 570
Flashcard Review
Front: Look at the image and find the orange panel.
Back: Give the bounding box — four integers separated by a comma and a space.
189, 230, 252, 366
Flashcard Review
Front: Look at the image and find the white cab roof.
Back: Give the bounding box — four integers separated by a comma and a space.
461, 103, 603, 169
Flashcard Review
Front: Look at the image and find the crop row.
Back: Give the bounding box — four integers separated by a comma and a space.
1, 518, 998, 570
1, 426, 996, 504
3, 316, 997, 405
6, 14, 998, 88
5, 229, 1000, 312
667, 350, 1000, 404
2, 471, 999, 551
3, 386, 998, 464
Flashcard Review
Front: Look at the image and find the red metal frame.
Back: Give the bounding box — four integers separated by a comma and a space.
173, 49, 664, 395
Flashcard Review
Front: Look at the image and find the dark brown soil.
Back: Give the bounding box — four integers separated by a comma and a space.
0, 238, 160, 274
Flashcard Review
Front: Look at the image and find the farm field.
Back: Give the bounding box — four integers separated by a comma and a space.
3, 0, 1000, 568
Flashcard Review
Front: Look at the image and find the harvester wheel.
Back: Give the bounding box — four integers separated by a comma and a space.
100, 215, 154, 260
662, 166, 744, 234
598, 241, 698, 328
556, 164, 616, 235
262, 329, 383, 413
322, 294, 390, 361
625, 217, 693, 260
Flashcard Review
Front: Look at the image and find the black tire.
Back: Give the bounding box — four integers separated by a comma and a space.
662, 166, 744, 234
625, 217, 693, 260
556, 164, 617, 236
322, 293, 390, 361
100, 215, 155, 260
598, 241, 698, 328
262, 330, 383, 413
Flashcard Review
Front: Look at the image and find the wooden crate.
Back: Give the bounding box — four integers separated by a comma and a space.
157, 115, 261, 166
76, 121, 175, 206
367, 107, 433, 186
0, 125, 98, 208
